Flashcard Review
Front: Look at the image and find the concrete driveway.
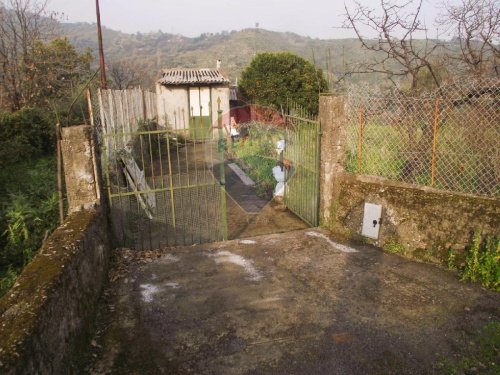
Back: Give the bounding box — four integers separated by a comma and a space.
83, 229, 499, 374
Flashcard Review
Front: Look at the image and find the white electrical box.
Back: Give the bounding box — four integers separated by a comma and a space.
362, 202, 382, 239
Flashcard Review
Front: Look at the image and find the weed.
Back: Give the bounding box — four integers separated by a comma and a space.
383, 238, 406, 254
460, 231, 499, 291
447, 248, 457, 270
0, 156, 59, 297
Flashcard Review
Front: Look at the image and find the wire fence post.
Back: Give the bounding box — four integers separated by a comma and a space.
357, 106, 364, 174
217, 97, 228, 241
345, 80, 499, 197
431, 97, 440, 187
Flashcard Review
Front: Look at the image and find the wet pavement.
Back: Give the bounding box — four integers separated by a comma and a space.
83, 229, 499, 374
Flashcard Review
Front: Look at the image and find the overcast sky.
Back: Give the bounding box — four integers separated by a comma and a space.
47, 0, 449, 39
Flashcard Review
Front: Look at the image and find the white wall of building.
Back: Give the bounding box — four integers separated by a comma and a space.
156, 84, 190, 129
210, 86, 230, 136
156, 83, 231, 137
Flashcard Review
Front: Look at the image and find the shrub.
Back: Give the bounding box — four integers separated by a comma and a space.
239, 52, 328, 115
457, 231, 500, 291
0, 157, 59, 297
0, 108, 55, 167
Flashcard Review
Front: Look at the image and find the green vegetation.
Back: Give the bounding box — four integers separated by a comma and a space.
229, 122, 284, 199
446, 231, 499, 291
0, 1, 93, 297
383, 238, 406, 255
29, 38, 92, 110
460, 232, 499, 291
0, 157, 59, 297
436, 321, 500, 375
345, 119, 499, 196
239, 52, 328, 114
0, 108, 55, 167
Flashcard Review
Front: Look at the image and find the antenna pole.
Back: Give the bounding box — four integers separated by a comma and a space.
96, 0, 107, 89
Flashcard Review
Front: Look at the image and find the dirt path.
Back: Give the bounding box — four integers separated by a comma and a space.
81, 229, 499, 374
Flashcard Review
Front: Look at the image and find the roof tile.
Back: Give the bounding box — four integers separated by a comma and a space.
159, 68, 229, 85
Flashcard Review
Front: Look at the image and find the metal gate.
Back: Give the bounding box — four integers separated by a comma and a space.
96, 89, 227, 249
283, 104, 321, 227
93, 89, 320, 249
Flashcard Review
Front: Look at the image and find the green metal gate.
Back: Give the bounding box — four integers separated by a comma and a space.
283, 104, 321, 227
97, 88, 227, 250
95, 88, 320, 249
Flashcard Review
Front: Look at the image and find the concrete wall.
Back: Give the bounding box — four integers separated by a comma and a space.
156, 84, 190, 129
156, 83, 230, 136
0, 208, 110, 374
319, 95, 500, 262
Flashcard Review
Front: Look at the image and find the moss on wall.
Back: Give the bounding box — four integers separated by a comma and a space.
0, 208, 110, 374
326, 174, 500, 265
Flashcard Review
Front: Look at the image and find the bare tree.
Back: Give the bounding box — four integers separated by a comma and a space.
108, 60, 145, 90
0, 0, 55, 110
439, 0, 499, 78
344, 0, 442, 92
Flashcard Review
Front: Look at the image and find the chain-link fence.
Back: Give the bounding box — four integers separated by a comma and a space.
345, 79, 500, 197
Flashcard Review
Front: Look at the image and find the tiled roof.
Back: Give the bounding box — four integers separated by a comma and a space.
158, 68, 229, 85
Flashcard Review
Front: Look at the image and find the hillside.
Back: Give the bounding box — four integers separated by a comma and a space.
59, 22, 371, 89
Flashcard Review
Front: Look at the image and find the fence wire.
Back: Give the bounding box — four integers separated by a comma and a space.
88, 87, 226, 249
345, 79, 500, 197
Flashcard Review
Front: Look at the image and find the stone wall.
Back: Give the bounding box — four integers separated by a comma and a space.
329, 174, 500, 261
319, 95, 500, 262
60, 125, 99, 214
0, 208, 110, 374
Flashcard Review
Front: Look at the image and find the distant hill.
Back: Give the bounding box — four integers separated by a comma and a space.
59, 22, 375, 89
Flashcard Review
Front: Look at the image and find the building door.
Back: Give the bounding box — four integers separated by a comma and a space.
189, 87, 212, 140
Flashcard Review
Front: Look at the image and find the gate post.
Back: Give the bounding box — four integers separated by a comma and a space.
217, 98, 228, 240
318, 95, 347, 225
60, 125, 100, 214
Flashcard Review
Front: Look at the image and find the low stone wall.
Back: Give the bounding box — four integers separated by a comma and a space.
318, 94, 500, 263
326, 173, 500, 262
0, 208, 110, 374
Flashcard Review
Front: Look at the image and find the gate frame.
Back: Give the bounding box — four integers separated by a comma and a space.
283, 104, 321, 227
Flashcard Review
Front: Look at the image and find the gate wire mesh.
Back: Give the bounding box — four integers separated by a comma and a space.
345, 79, 500, 197
89, 88, 225, 250
283, 103, 321, 227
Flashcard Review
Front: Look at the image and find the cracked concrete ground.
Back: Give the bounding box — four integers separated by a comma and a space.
82, 229, 499, 374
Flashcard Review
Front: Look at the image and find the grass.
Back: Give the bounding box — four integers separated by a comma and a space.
229, 122, 284, 199
345, 120, 499, 196
383, 237, 406, 255
0, 156, 59, 297
436, 321, 500, 375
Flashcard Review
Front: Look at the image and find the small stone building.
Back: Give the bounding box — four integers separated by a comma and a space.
156, 68, 230, 139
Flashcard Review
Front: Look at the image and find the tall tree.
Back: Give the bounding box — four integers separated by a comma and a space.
0, 0, 56, 111
28, 38, 91, 107
344, 0, 442, 92
439, 0, 499, 78
108, 59, 145, 90
239, 52, 328, 114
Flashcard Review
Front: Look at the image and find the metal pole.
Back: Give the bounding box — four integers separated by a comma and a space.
217, 98, 228, 240
357, 106, 364, 174
56, 123, 64, 224
95, 0, 107, 89
431, 97, 440, 186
